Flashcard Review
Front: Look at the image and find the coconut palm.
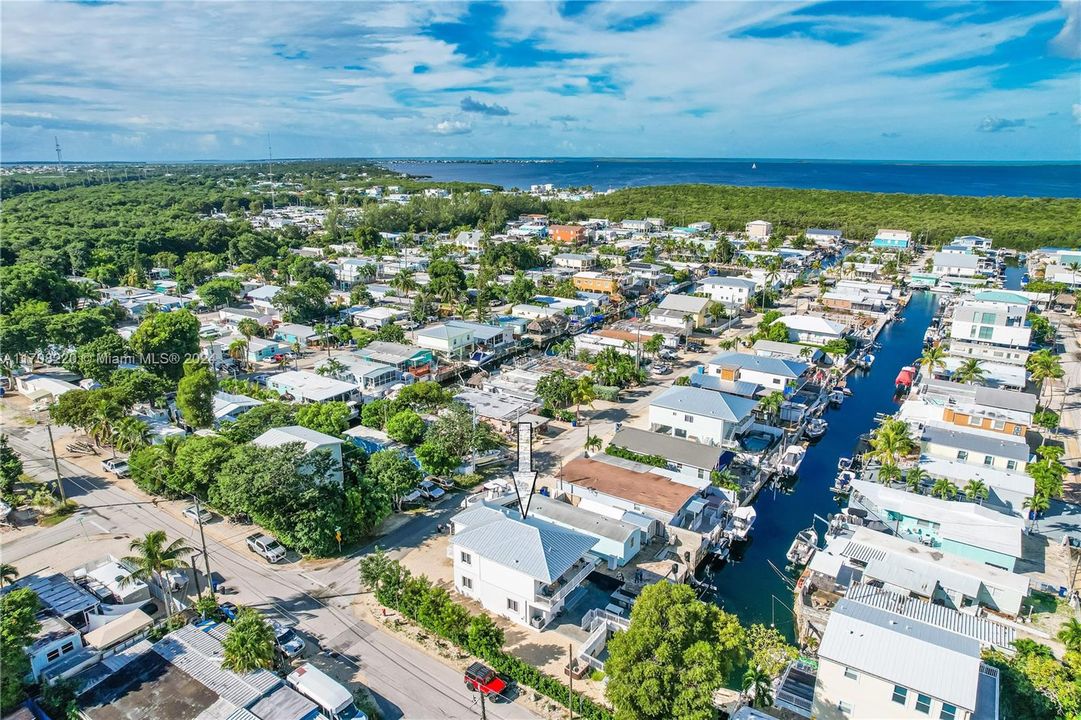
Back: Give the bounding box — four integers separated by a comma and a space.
868, 419, 916, 467
1024, 493, 1051, 531
228, 338, 249, 370
878, 463, 902, 486
919, 345, 946, 373
962, 480, 989, 504
952, 358, 986, 385
930, 478, 958, 500
121, 530, 194, 621
571, 375, 596, 422
0, 563, 19, 587
758, 391, 784, 424
905, 467, 928, 494
1057, 617, 1081, 652
742, 665, 774, 709
1027, 349, 1065, 419
584, 433, 602, 456
87, 398, 124, 452
221, 607, 276, 672
317, 358, 347, 379
112, 417, 151, 453
711, 468, 739, 488
390, 269, 417, 296
643, 334, 664, 359
236, 318, 263, 340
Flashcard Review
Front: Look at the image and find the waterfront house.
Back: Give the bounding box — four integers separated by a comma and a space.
698, 276, 757, 308
553, 253, 597, 270
252, 425, 344, 484
932, 252, 982, 279
848, 479, 1024, 570
771, 314, 847, 345
746, 220, 773, 239
354, 341, 435, 377
266, 369, 361, 403
650, 293, 712, 330
315, 356, 399, 396
450, 504, 598, 630
648, 386, 759, 446
527, 495, 643, 569
915, 456, 1033, 515
899, 378, 1035, 437
809, 528, 1029, 616
414, 322, 475, 360
806, 228, 843, 243
752, 339, 824, 363
870, 229, 912, 250
811, 588, 1001, 720
572, 271, 622, 295
953, 235, 993, 250
244, 336, 286, 363
609, 427, 727, 483
947, 296, 1032, 350
626, 261, 673, 285
706, 351, 811, 392
920, 424, 1032, 473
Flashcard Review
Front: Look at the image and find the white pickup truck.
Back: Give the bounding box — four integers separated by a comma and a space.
246, 533, 287, 563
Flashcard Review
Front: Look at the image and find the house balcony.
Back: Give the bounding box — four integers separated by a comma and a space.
534, 559, 596, 608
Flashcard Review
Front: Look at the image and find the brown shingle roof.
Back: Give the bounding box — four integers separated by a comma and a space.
561, 457, 698, 515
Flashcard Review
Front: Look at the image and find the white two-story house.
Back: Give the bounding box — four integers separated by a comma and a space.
697, 277, 758, 308
450, 504, 598, 630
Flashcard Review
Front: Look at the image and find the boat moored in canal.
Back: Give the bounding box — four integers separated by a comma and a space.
855, 353, 875, 369
804, 418, 828, 439
778, 445, 807, 477
724, 506, 757, 541
785, 527, 818, 566
832, 469, 856, 495
828, 389, 845, 405
894, 365, 916, 394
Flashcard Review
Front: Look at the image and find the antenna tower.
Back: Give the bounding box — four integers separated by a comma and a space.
54, 136, 65, 175
267, 134, 276, 209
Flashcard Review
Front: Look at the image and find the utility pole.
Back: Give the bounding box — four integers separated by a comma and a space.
567, 644, 574, 720
54, 136, 64, 175
478, 690, 487, 720
45, 424, 66, 502
267, 134, 276, 210
193, 496, 214, 597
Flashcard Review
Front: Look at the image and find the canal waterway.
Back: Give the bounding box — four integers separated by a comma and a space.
699, 290, 940, 636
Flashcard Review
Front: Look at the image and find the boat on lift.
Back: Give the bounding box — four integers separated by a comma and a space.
894, 365, 917, 394
786, 527, 818, 566
828, 389, 845, 405
724, 506, 757, 541
778, 445, 807, 477
855, 353, 876, 370
832, 470, 856, 495
805, 418, 828, 439
837, 457, 852, 472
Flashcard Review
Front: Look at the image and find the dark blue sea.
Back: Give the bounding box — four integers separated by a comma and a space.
384, 158, 1080, 198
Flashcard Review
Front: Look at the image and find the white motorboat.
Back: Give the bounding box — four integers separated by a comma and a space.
725, 506, 757, 541
786, 527, 818, 566
778, 445, 806, 477
805, 418, 828, 439
837, 457, 852, 472
828, 389, 845, 405
855, 353, 876, 369
832, 470, 856, 495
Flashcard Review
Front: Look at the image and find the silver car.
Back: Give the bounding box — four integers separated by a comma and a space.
272, 621, 306, 658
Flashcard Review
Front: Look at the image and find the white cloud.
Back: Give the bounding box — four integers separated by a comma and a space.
431, 119, 471, 135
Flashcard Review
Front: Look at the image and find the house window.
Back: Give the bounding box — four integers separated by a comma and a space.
46, 649, 61, 662
684, 414, 694, 423
1007, 460, 1018, 471
838, 700, 853, 714
957, 450, 969, 461
892, 685, 908, 705
984, 455, 994, 466
61, 641, 75, 654
507, 598, 520, 613
461, 576, 473, 590
981, 312, 997, 324
460, 551, 472, 565
915, 694, 932, 714
991, 420, 1005, 431
978, 327, 994, 340
843, 667, 859, 680
940, 704, 957, 720
968, 415, 982, 426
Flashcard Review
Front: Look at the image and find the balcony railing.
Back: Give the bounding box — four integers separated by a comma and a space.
535, 560, 596, 607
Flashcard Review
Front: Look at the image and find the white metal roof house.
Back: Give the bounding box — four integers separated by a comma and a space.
649, 386, 759, 447
252, 425, 344, 484
414, 322, 476, 359
697, 276, 758, 307
315, 356, 399, 395
266, 370, 360, 403
812, 591, 1000, 720
651, 294, 712, 329
212, 392, 264, 424
706, 351, 810, 391
450, 506, 598, 630
771, 315, 847, 345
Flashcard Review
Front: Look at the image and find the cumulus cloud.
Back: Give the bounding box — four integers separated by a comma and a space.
1073, 104, 1081, 126
460, 96, 511, 116
977, 116, 1027, 133
432, 119, 471, 135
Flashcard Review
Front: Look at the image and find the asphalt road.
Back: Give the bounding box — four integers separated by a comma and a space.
0, 426, 539, 720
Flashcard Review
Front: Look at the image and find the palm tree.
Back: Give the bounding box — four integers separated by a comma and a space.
930, 478, 958, 500
1024, 493, 1051, 531
711, 468, 739, 488
0, 563, 19, 587
87, 398, 123, 453
758, 391, 784, 424
112, 417, 151, 453
1027, 349, 1065, 421
236, 318, 262, 340
221, 607, 276, 672
571, 375, 596, 422
122, 530, 194, 621
742, 665, 773, 709
584, 433, 602, 456
317, 358, 347, 379
878, 463, 902, 486
919, 345, 946, 373
643, 334, 664, 359
962, 480, 989, 504
228, 338, 249, 370
952, 358, 986, 385
1057, 617, 1081, 652
1067, 261, 1081, 291
905, 467, 928, 494
868, 419, 916, 467
390, 269, 417, 296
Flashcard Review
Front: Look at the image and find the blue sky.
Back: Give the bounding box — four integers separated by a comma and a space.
2, 1, 1079, 161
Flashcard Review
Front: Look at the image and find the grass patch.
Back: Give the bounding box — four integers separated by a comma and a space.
1024, 590, 1062, 616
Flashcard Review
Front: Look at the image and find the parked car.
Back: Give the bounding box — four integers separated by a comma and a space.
183, 505, 214, 524
686, 342, 705, 352
101, 458, 130, 477
271, 620, 306, 658
651, 363, 672, 375
246, 533, 287, 563
418, 479, 446, 501
464, 662, 507, 700
251, 374, 269, 385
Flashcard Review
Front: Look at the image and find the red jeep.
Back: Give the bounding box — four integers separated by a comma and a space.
464, 662, 507, 700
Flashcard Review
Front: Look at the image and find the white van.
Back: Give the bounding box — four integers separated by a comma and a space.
286, 663, 367, 720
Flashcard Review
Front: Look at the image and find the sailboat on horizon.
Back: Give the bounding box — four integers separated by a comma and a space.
751, 162, 757, 170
